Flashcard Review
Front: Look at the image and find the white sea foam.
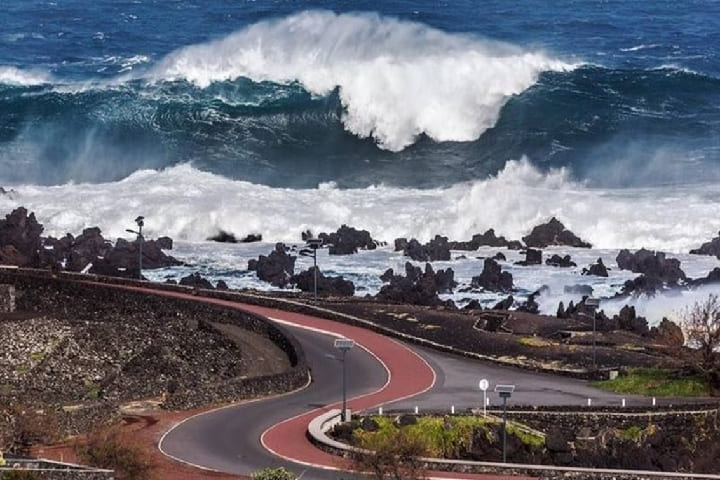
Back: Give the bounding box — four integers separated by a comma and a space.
2, 159, 720, 253
620, 44, 660, 52
0, 66, 51, 86
149, 10, 576, 151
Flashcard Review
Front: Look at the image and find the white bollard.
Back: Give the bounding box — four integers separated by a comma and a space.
587, 398, 592, 407
652, 397, 656, 407
451, 405, 455, 414
414, 405, 419, 414
622, 398, 626, 408
378, 406, 383, 415
486, 397, 490, 406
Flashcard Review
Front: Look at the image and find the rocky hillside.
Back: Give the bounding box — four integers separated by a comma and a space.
0, 273, 306, 444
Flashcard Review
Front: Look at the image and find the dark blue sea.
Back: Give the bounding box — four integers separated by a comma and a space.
1, 0, 720, 253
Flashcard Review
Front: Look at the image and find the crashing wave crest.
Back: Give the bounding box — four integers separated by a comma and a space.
150, 10, 576, 151
0, 66, 51, 86
3, 158, 720, 252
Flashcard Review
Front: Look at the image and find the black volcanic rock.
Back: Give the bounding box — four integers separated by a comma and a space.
517, 291, 540, 314
545, 254, 576, 268
690, 231, 720, 258
156, 236, 173, 250
462, 299, 484, 311
292, 266, 355, 296
248, 243, 296, 288
0, 207, 44, 267
650, 318, 684, 347
522, 217, 591, 248
319, 225, 378, 255
105, 237, 182, 270
376, 262, 456, 307
471, 258, 513, 292
0, 207, 180, 275
492, 295, 514, 310
690, 267, 720, 287
397, 235, 451, 262
66, 227, 112, 271
179, 272, 214, 290
208, 230, 238, 243
492, 252, 506, 261
208, 230, 261, 243
380, 268, 394, 283
515, 248, 542, 266
449, 229, 523, 251
583, 258, 609, 277
614, 305, 649, 336
616, 249, 686, 285
87, 257, 140, 279
240, 233, 262, 243
620, 274, 665, 296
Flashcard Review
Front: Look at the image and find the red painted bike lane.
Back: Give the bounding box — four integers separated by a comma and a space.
99, 284, 533, 479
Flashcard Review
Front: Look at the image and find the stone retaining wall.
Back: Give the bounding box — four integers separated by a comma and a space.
0, 270, 308, 414
1, 459, 113, 479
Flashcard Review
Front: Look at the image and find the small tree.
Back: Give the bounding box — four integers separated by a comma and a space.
682, 294, 720, 384
0, 405, 61, 455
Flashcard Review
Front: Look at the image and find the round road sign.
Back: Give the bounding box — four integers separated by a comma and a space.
479, 379, 489, 391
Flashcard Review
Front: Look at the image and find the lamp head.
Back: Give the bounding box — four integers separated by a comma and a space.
306, 238, 322, 249
494, 384, 515, 399
585, 297, 600, 309
334, 338, 355, 351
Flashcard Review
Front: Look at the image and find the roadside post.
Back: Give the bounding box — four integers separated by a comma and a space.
334, 338, 355, 422
479, 378, 489, 417
494, 384, 515, 463
125, 216, 144, 280
584, 297, 601, 369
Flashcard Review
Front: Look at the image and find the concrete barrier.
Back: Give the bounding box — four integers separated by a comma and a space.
307, 410, 720, 480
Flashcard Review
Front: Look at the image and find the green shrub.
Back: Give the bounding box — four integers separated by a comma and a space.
591, 368, 710, 396
250, 467, 295, 480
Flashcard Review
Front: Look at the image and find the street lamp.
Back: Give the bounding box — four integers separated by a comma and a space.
299, 238, 322, 301
333, 338, 355, 422
582, 297, 601, 369
494, 384, 515, 463
125, 216, 144, 280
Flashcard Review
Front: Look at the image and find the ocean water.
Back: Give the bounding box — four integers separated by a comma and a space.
1, 0, 720, 319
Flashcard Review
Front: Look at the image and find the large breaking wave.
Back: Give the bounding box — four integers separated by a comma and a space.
1, 10, 720, 189
149, 10, 574, 151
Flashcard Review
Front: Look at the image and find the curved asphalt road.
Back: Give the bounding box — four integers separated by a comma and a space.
160, 325, 388, 478
86, 282, 690, 478
388, 345, 647, 411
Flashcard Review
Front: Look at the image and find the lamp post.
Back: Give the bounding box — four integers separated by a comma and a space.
333, 338, 355, 422
494, 384, 515, 463
582, 297, 600, 369
125, 216, 144, 280
299, 238, 322, 301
